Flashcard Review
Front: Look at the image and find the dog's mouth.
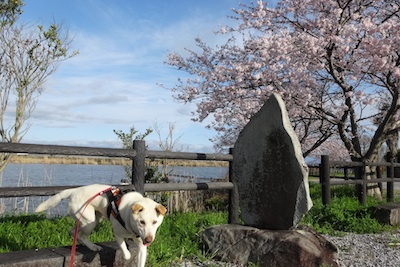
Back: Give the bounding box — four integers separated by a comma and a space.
142, 236, 153, 247
143, 240, 152, 247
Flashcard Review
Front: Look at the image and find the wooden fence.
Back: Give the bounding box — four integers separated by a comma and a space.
0, 141, 239, 224
319, 155, 400, 205
2, 143, 399, 214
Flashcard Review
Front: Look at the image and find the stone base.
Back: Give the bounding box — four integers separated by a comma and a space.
374, 203, 400, 225
0, 241, 138, 267
202, 224, 339, 267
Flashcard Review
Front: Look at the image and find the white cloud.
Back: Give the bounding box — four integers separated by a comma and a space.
17, 0, 246, 152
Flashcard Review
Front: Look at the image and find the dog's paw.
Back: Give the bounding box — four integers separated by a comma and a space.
122, 251, 131, 260
87, 244, 103, 251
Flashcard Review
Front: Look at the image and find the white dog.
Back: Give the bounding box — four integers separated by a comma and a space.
35, 184, 167, 267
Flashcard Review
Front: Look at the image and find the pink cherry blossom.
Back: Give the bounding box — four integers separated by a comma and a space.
165, 0, 400, 162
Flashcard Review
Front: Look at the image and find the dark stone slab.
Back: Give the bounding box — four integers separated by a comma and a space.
0, 248, 64, 267
232, 93, 312, 230
0, 241, 137, 267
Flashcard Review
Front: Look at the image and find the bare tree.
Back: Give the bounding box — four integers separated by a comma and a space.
0, 3, 78, 172
153, 121, 182, 179
113, 126, 153, 183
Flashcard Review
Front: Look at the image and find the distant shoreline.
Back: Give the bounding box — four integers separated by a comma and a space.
10, 155, 228, 167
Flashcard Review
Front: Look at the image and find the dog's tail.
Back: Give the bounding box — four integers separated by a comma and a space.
35, 188, 77, 212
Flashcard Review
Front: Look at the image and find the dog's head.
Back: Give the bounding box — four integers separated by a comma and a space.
130, 198, 167, 246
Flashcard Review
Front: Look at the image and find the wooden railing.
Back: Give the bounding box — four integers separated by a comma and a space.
0, 141, 239, 223
319, 155, 400, 205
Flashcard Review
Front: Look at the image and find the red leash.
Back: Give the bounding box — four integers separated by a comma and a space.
69, 186, 113, 267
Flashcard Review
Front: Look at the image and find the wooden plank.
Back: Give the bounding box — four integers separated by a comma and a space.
0, 182, 234, 197
330, 178, 400, 185
0, 186, 78, 197
320, 155, 331, 205
0, 143, 135, 158
146, 150, 232, 161
330, 179, 364, 185
0, 143, 232, 161
228, 148, 239, 224
143, 182, 233, 192
329, 160, 400, 168
132, 140, 145, 194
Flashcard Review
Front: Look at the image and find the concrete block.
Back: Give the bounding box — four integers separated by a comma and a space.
374, 203, 400, 225
0, 241, 137, 267
0, 248, 64, 267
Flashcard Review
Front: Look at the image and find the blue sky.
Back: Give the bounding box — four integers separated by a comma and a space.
17, 0, 250, 152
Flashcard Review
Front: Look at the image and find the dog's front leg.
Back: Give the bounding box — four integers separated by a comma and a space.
136, 243, 147, 267
115, 235, 131, 260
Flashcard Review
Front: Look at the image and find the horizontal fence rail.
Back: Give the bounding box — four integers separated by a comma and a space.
0, 143, 137, 158
0, 183, 234, 197
146, 150, 232, 161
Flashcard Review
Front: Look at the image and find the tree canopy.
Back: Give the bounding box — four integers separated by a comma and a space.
166, 0, 400, 162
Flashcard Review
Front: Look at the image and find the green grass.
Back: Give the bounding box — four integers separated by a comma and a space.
0, 211, 227, 266
0, 214, 118, 252
0, 183, 399, 266
147, 211, 227, 265
302, 183, 397, 234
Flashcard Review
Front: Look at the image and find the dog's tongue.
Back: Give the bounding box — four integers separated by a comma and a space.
143, 241, 151, 247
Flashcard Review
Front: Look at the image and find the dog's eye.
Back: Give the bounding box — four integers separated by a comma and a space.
153, 220, 157, 225
140, 220, 145, 225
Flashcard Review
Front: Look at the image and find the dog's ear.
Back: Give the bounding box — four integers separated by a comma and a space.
132, 204, 144, 214
155, 204, 167, 216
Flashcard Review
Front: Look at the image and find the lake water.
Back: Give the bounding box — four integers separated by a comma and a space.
0, 163, 228, 215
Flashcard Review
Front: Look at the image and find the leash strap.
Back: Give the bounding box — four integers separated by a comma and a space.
70, 186, 113, 267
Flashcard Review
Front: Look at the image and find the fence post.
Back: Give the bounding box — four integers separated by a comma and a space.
344, 167, 349, 180
376, 164, 382, 192
387, 161, 395, 202
357, 160, 367, 205
132, 139, 146, 194
320, 155, 331, 205
228, 148, 239, 224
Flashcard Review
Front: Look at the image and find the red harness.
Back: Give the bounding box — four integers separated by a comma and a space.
105, 187, 128, 229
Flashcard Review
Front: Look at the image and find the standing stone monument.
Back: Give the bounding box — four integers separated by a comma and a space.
232, 93, 313, 230
202, 94, 337, 266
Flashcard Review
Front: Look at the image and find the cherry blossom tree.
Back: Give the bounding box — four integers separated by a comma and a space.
165, 0, 400, 167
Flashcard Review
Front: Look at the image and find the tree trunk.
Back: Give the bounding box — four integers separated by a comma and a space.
365, 164, 382, 201
0, 153, 13, 175
353, 154, 383, 201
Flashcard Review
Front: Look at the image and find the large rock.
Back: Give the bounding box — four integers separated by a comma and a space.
202, 224, 339, 267
232, 93, 312, 230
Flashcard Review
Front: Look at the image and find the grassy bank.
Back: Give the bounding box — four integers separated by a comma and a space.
1, 183, 399, 266
10, 155, 228, 167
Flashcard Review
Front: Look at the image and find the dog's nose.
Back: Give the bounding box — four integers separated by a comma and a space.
143, 236, 153, 247
144, 236, 153, 244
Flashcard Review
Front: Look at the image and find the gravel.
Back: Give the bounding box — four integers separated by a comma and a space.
174, 231, 400, 267
324, 232, 400, 267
